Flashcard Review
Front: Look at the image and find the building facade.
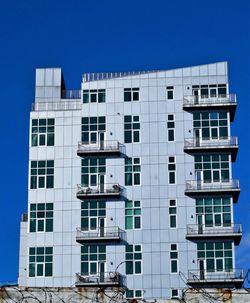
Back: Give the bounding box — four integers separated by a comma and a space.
18, 62, 243, 299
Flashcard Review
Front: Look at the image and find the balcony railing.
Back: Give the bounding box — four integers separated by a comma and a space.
183, 94, 236, 106
184, 136, 238, 149
187, 269, 244, 287
32, 101, 82, 111
76, 183, 121, 200
76, 271, 121, 287
186, 224, 242, 244
185, 179, 240, 202
61, 90, 81, 99
76, 226, 124, 243
77, 141, 122, 157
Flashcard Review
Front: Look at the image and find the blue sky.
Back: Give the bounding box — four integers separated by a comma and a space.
0, 0, 250, 286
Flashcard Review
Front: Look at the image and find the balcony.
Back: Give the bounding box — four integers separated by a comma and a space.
76, 227, 124, 244
187, 269, 244, 288
75, 271, 121, 287
185, 179, 240, 203
76, 183, 121, 200
186, 224, 242, 245
184, 137, 238, 161
183, 94, 237, 121
77, 141, 122, 157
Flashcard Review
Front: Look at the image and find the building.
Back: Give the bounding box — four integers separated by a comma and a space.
18, 62, 243, 299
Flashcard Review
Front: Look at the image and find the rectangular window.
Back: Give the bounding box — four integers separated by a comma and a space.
167, 114, 175, 141
81, 201, 106, 230
82, 89, 106, 103
30, 160, 54, 189
124, 88, 140, 102
31, 118, 55, 147
29, 247, 53, 277
126, 245, 142, 275
192, 84, 227, 98
197, 241, 233, 272
194, 154, 230, 183
29, 203, 53, 232
126, 290, 143, 299
81, 117, 106, 144
171, 289, 179, 299
166, 86, 174, 100
125, 158, 141, 186
168, 156, 176, 184
125, 200, 141, 230
81, 158, 106, 187
169, 199, 177, 228
124, 115, 140, 143
196, 197, 231, 226
193, 111, 228, 139
81, 245, 106, 275
170, 244, 178, 273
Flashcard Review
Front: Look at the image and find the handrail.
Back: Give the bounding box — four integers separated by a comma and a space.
77, 183, 120, 194
187, 268, 244, 282
32, 101, 82, 111
183, 94, 236, 105
186, 223, 242, 235
61, 90, 81, 99
184, 136, 238, 148
76, 271, 120, 284
78, 141, 120, 151
76, 226, 123, 239
186, 179, 240, 191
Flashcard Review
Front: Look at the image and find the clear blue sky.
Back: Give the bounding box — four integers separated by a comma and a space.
0, 0, 250, 286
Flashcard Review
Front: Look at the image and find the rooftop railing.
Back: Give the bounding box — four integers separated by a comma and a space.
184, 136, 238, 149
183, 94, 236, 106
186, 179, 240, 191
187, 269, 244, 283
186, 224, 242, 236
76, 227, 123, 242
76, 271, 121, 286
32, 101, 82, 111
61, 90, 81, 99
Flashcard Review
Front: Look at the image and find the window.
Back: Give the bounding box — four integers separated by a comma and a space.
81, 117, 106, 144
81, 201, 106, 230
83, 89, 106, 103
167, 114, 175, 141
30, 203, 53, 232
196, 197, 231, 226
29, 247, 53, 277
124, 115, 140, 143
125, 158, 141, 186
194, 154, 230, 183
193, 111, 228, 139
197, 241, 233, 272
126, 290, 143, 299
171, 289, 179, 299
31, 118, 55, 146
125, 200, 141, 230
169, 200, 177, 228
81, 158, 106, 187
124, 88, 140, 102
30, 160, 54, 189
81, 245, 106, 275
168, 157, 176, 184
166, 86, 174, 100
126, 245, 142, 275
170, 244, 178, 273
192, 84, 227, 98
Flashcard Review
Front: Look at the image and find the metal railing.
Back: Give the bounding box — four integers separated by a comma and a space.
77, 183, 120, 195
76, 226, 123, 240
78, 141, 121, 153
186, 223, 242, 236
61, 90, 81, 99
188, 268, 244, 283
183, 94, 236, 106
184, 136, 238, 148
186, 179, 240, 191
32, 101, 82, 111
76, 271, 120, 285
